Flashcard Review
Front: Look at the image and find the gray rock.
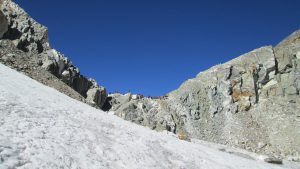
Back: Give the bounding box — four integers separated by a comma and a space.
275, 30, 300, 73
71, 76, 92, 97
109, 32, 300, 160
40, 49, 70, 76
264, 157, 283, 164
0, 39, 86, 104
295, 79, 300, 90
285, 85, 298, 95
0, 1, 108, 109
296, 51, 300, 59
0, 0, 49, 53
86, 87, 107, 108
0, 10, 8, 38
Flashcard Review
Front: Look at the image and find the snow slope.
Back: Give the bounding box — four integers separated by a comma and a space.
0, 63, 288, 169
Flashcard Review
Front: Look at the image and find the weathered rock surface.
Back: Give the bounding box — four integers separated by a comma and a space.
0, 39, 86, 103
86, 85, 107, 108
0, 0, 107, 109
1, 0, 49, 53
0, 10, 7, 38
109, 32, 300, 161
107, 93, 182, 133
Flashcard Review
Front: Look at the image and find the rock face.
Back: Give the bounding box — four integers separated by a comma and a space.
0, 39, 87, 103
86, 85, 107, 108
107, 93, 181, 133
1, 0, 49, 53
0, 10, 7, 38
0, 0, 107, 109
109, 32, 300, 160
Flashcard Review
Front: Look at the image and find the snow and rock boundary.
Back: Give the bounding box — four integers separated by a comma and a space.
0, 63, 294, 169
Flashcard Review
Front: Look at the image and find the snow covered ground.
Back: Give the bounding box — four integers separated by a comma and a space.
0, 63, 292, 169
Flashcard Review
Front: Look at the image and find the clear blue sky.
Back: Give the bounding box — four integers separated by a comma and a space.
15, 0, 300, 96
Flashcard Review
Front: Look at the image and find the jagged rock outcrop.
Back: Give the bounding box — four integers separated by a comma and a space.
0, 39, 87, 103
1, 0, 49, 53
109, 32, 300, 161
107, 93, 182, 133
164, 42, 300, 160
0, 0, 107, 109
86, 84, 107, 108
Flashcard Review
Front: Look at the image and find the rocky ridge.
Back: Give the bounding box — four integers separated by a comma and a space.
108, 37, 300, 160
0, 0, 107, 109
0, 0, 299, 163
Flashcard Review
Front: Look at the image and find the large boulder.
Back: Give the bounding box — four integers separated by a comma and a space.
86, 87, 107, 108
40, 49, 71, 76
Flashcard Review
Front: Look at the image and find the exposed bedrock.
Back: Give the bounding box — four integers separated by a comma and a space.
0, 0, 107, 109
110, 32, 300, 161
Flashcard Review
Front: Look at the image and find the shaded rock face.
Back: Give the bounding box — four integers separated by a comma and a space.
0, 10, 8, 38
0, 0, 107, 109
110, 33, 300, 160
86, 86, 107, 108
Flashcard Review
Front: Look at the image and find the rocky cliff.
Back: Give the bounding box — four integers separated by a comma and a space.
0, 0, 299, 162
0, 0, 107, 109
108, 35, 300, 161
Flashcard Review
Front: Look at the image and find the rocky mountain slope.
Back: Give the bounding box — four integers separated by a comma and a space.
3, 63, 295, 169
0, 0, 299, 164
109, 36, 300, 160
0, 0, 107, 109
107, 32, 300, 161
